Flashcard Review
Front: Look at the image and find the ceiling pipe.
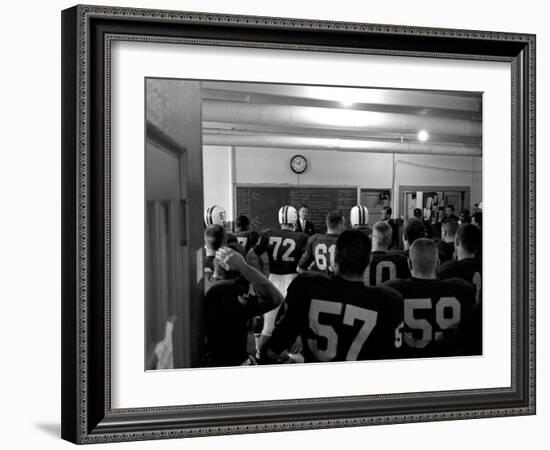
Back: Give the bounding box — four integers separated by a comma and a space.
202, 100, 482, 138
202, 133, 481, 156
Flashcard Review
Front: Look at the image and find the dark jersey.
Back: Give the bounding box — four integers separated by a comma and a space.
438, 257, 482, 305
204, 280, 260, 367
254, 229, 309, 275
298, 233, 338, 274
367, 251, 410, 286
384, 277, 478, 358
265, 273, 404, 362
437, 241, 455, 263
233, 230, 260, 253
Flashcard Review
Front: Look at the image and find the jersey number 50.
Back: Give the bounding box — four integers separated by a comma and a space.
308, 299, 378, 361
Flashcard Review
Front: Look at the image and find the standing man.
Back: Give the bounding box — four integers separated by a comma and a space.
298, 210, 345, 274
233, 214, 260, 253
437, 219, 458, 263
295, 205, 315, 235
381, 206, 399, 249
441, 204, 460, 225
247, 205, 309, 352
413, 208, 433, 239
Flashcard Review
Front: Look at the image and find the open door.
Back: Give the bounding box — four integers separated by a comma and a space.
145, 79, 204, 368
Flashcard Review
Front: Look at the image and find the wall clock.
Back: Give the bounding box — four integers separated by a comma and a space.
290, 154, 308, 174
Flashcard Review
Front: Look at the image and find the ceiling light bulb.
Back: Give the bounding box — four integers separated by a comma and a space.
418, 130, 429, 141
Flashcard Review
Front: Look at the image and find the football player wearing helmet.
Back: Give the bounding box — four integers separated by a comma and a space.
261, 230, 403, 363
350, 204, 371, 236
366, 221, 410, 286
204, 246, 284, 367
297, 210, 345, 274
384, 238, 478, 358
204, 205, 238, 245
248, 205, 309, 351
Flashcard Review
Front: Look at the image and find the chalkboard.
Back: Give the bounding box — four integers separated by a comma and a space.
236, 186, 358, 233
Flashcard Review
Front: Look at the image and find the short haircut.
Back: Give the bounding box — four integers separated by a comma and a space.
446, 204, 455, 212
372, 221, 393, 248
403, 217, 426, 245
472, 211, 482, 228
413, 208, 422, 218
235, 215, 250, 230
456, 223, 481, 254
335, 230, 372, 276
442, 219, 459, 237
204, 225, 225, 251
382, 206, 392, 216
409, 238, 438, 275
326, 210, 344, 230
299, 205, 308, 211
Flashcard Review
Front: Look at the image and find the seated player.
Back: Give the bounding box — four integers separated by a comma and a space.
438, 223, 482, 306
366, 221, 410, 286
350, 205, 370, 236
261, 230, 404, 363
204, 205, 237, 245
297, 210, 345, 274
384, 238, 478, 358
233, 214, 260, 253
204, 246, 284, 367
437, 219, 458, 263
247, 205, 309, 352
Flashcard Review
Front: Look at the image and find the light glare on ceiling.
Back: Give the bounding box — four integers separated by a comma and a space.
418, 130, 429, 141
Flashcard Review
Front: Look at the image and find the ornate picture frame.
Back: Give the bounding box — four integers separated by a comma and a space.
61, 5, 536, 444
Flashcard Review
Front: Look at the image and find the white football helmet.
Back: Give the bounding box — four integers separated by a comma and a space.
204, 205, 226, 227
350, 205, 369, 228
278, 205, 298, 226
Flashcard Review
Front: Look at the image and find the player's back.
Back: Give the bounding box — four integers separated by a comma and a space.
437, 241, 455, 263
298, 233, 338, 274
438, 257, 482, 305
384, 277, 477, 358
267, 272, 404, 362
367, 251, 411, 286
256, 228, 309, 275
233, 230, 260, 253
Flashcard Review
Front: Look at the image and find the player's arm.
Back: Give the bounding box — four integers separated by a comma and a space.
261, 277, 304, 362
297, 236, 315, 272
217, 247, 282, 315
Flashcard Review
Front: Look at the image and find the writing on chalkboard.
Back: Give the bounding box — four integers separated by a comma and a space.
236, 186, 358, 233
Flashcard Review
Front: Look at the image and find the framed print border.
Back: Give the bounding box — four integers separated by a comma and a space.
61, 4, 536, 444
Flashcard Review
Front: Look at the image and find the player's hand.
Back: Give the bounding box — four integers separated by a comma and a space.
215, 247, 246, 272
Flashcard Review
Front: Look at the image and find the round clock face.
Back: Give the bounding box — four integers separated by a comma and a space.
290, 155, 307, 174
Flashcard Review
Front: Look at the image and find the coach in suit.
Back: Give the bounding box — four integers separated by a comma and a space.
295, 206, 315, 235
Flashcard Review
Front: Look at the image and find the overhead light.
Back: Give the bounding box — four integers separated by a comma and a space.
341, 99, 354, 107
417, 130, 429, 142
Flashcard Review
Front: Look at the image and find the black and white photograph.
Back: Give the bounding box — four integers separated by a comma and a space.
145, 79, 483, 370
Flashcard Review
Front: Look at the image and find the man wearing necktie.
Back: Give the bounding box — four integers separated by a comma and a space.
295, 205, 315, 235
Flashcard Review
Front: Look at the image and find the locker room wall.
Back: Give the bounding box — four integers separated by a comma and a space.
203, 145, 482, 221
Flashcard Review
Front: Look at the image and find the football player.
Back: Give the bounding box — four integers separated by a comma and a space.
437, 219, 458, 263
381, 206, 399, 249
397, 217, 426, 256
233, 215, 260, 253
248, 205, 309, 351
297, 210, 345, 274
384, 238, 478, 358
350, 205, 371, 236
438, 223, 482, 306
204, 205, 238, 245
366, 221, 410, 286
204, 246, 284, 367
261, 230, 404, 363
